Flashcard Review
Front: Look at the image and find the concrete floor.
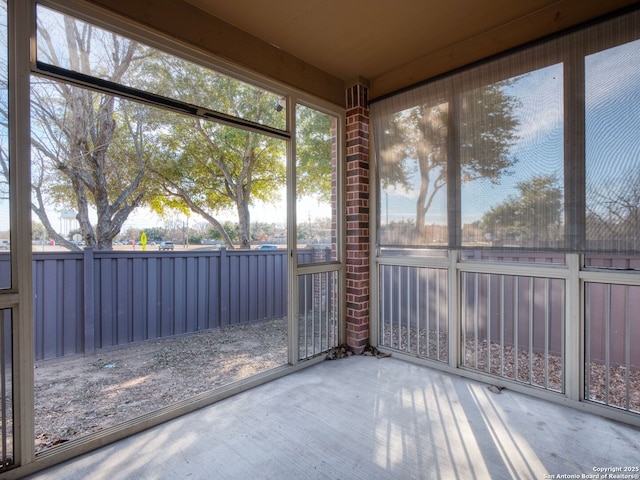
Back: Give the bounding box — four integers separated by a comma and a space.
25, 356, 640, 480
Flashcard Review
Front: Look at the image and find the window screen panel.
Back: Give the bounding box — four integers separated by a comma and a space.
296, 104, 339, 264
373, 9, 640, 254
374, 85, 449, 247
36, 5, 286, 131
586, 38, 640, 253
0, 1, 9, 289
460, 63, 565, 250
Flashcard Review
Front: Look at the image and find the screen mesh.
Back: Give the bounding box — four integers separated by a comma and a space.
586, 38, 640, 252
372, 9, 640, 253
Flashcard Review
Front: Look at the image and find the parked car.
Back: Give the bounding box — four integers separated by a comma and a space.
256, 244, 278, 250
159, 241, 174, 251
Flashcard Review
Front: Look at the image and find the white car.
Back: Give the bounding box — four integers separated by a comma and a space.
159, 241, 174, 251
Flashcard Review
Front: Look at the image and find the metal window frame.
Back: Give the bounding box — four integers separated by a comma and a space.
370, 7, 640, 430
5, 0, 346, 476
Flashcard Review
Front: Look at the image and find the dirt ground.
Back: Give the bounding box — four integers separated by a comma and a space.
34, 317, 288, 452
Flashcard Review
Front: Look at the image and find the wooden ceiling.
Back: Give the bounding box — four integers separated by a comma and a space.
90, 0, 638, 104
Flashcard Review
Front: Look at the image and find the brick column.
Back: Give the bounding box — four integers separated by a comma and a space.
345, 80, 370, 354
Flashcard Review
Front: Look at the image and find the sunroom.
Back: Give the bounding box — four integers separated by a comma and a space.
1, 0, 640, 477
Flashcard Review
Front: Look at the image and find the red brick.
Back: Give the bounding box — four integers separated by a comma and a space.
345, 81, 371, 352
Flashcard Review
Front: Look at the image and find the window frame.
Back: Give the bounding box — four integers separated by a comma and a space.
372, 6, 640, 256
7, 0, 346, 472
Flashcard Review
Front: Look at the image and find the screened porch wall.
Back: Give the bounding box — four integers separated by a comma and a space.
372, 8, 640, 425
376, 253, 640, 421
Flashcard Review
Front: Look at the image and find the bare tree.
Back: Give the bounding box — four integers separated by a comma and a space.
587, 170, 640, 250
31, 11, 155, 250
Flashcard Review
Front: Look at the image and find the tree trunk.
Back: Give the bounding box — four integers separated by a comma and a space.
237, 201, 251, 249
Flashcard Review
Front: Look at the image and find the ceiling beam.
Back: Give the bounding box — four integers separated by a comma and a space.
86, 0, 346, 107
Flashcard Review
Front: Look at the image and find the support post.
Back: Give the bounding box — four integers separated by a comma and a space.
345, 79, 370, 354
83, 248, 95, 355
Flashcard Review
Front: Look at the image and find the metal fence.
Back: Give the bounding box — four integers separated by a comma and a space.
460, 272, 564, 392
378, 252, 640, 413
20, 248, 316, 362
379, 264, 448, 363
298, 270, 339, 360
585, 282, 640, 412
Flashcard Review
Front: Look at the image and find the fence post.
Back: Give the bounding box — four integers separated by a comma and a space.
83, 248, 95, 355
565, 253, 581, 401
220, 247, 229, 327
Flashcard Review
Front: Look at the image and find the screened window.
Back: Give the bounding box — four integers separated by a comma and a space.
296, 104, 339, 264
30, 3, 293, 453
460, 64, 564, 250
0, 0, 9, 289
585, 38, 640, 253
36, 5, 287, 131
373, 9, 640, 255
374, 89, 449, 248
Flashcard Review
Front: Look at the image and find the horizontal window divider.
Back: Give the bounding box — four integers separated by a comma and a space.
297, 262, 342, 275
456, 260, 570, 279
33, 61, 291, 141
580, 269, 640, 286
376, 256, 450, 269
0, 293, 19, 310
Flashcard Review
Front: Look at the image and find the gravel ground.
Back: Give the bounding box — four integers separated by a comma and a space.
34, 317, 288, 452
382, 325, 640, 411
24, 318, 640, 454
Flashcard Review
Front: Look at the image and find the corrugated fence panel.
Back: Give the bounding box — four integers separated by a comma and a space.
210, 252, 222, 329
587, 282, 640, 368
32, 253, 84, 361
224, 249, 289, 325
185, 256, 198, 333
461, 272, 565, 355
249, 254, 258, 322
0, 252, 9, 290
30, 248, 313, 361
131, 257, 146, 343
116, 257, 132, 345
160, 256, 175, 337
63, 258, 82, 356
146, 257, 159, 340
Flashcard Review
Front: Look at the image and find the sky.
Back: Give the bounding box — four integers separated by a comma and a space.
119, 191, 328, 231
380, 36, 640, 228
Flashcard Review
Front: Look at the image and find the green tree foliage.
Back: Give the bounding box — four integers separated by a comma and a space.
148, 59, 286, 249
380, 81, 520, 235
296, 105, 334, 203
250, 222, 276, 242
31, 221, 46, 241
67, 228, 82, 241
481, 173, 563, 247
20, 8, 333, 253
142, 227, 165, 242
208, 221, 239, 244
